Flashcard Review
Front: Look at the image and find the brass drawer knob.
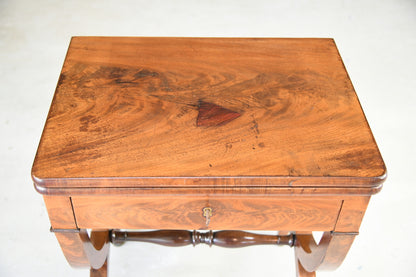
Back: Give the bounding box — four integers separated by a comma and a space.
202, 207, 212, 226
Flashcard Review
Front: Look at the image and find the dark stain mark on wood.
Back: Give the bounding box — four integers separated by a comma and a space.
251, 116, 260, 134
196, 101, 241, 127
176, 106, 192, 118
79, 115, 99, 132
114, 79, 133, 84
57, 73, 66, 87
258, 142, 265, 148
134, 69, 159, 79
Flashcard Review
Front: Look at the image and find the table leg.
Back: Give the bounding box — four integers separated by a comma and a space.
52, 229, 110, 270
294, 232, 356, 274
296, 258, 316, 277
44, 196, 110, 270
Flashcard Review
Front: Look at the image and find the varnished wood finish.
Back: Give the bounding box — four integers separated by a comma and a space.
82, 230, 110, 270
36, 185, 382, 197
43, 196, 77, 229
333, 197, 370, 232
295, 232, 356, 272
52, 229, 109, 270
43, 196, 109, 269
296, 259, 316, 277
53, 229, 109, 270
43, 196, 89, 267
33, 37, 387, 276
211, 230, 294, 247
111, 230, 294, 248
197, 101, 241, 127
53, 232, 90, 267
71, 196, 341, 231
32, 37, 386, 195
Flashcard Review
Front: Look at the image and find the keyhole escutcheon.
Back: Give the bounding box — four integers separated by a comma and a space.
202, 207, 213, 226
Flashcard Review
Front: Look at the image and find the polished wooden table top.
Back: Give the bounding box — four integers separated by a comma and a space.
32, 37, 385, 195
33, 37, 387, 277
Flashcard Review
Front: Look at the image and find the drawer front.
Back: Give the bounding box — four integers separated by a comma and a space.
72, 196, 341, 231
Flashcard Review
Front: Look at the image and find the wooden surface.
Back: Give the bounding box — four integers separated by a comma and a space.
71, 196, 341, 231
333, 197, 370, 232
295, 232, 356, 272
32, 37, 386, 195
110, 230, 294, 247
33, 37, 387, 276
296, 259, 316, 277
43, 196, 109, 269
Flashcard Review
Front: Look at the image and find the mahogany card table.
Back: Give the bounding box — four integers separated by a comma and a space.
32, 37, 386, 277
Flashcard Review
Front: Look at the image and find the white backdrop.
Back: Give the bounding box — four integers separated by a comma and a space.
0, 0, 415, 276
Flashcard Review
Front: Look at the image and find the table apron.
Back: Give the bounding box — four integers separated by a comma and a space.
71, 196, 344, 231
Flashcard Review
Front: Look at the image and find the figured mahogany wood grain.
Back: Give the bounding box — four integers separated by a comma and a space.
295, 232, 356, 272
37, 185, 382, 196
43, 196, 77, 229
71, 196, 341, 231
333, 197, 370, 232
43, 196, 109, 269
50, 230, 109, 270
43, 196, 90, 267
32, 37, 386, 194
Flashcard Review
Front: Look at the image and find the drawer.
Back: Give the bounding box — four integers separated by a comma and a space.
71, 196, 341, 231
